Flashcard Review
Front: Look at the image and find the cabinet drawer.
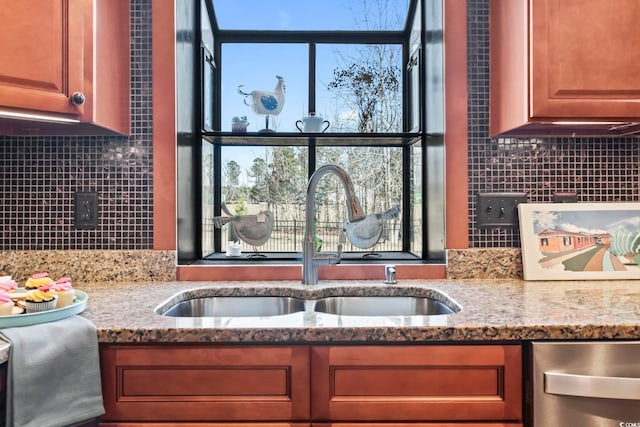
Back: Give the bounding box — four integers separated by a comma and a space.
311, 345, 522, 422
100, 345, 310, 422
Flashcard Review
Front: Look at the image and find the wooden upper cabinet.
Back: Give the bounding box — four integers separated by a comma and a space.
490, 0, 640, 137
0, 0, 130, 136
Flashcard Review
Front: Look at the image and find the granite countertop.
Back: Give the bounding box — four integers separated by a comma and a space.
72, 279, 640, 343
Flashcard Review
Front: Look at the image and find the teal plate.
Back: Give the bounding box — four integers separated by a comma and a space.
0, 290, 88, 328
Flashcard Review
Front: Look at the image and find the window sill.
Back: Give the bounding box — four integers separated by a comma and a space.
200, 251, 423, 263
202, 131, 424, 146
176, 262, 446, 281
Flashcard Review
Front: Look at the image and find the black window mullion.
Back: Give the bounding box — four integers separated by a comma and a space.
213, 139, 222, 253
308, 42, 316, 116
308, 42, 317, 175
402, 143, 411, 253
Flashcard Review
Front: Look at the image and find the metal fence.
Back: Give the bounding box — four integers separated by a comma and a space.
203, 219, 404, 253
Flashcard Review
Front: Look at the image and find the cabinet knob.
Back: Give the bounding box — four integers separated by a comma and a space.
71, 92, 86, 106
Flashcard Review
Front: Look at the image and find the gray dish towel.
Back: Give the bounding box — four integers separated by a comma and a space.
0, 315, 105, 427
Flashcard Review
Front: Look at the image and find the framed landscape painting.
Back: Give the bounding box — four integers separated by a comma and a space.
518, 203, 640, 280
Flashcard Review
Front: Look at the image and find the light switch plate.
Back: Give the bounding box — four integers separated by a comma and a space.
476, 192, 528, 228
553, 192, 578, 203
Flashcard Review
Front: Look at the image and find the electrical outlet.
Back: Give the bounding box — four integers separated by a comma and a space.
74, 192, 99, 229
477, 192, 528, 228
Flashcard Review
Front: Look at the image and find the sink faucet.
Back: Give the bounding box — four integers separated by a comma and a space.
303, 165, 365, 285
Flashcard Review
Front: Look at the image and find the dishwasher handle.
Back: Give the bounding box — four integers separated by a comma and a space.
545, 371, 640, 400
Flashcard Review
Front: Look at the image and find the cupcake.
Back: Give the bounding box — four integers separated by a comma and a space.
24, 288, 57, 313
25, 272, 54, 290
50, 277, 75, 308
0, 292, 14, 316
0, 276, 18, 293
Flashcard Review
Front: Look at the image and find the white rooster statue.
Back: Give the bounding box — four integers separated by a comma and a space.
238, 75, 285, 132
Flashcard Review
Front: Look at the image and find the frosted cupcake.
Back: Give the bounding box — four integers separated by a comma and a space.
0, 292, 14, 316
24, 288, 57, 313
50, 277, 75, 308
25, 272, 54, 290
0, 277, 18, 293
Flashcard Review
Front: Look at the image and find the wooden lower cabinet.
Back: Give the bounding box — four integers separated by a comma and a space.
0, 362, 6, 424
310, 345, 522, 424
100, 424, 309, 427
312, 424, 520, 427
99, 345, 310, 423
99, 344, 522, 425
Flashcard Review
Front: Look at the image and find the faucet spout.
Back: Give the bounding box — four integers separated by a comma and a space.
302, 165, 364, 285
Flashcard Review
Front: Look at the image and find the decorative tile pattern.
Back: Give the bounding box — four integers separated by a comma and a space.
0, 0, 153, 251
467, 0, 640, 248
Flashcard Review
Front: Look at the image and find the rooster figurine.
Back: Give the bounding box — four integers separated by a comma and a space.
343, 204, 400, 250
213, 203, 274, 257
238, 75, 285, 132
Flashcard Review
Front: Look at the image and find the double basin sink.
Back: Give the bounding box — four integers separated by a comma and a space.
155, 287, 462, 318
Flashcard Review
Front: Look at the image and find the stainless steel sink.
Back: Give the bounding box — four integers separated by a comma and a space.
157, 288, 461, 318
312, 296, 459, 316
161, 296, 306, 317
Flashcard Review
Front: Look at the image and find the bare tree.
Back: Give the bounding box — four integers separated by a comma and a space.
327, 58, 400, 133
326, 0, 404, 133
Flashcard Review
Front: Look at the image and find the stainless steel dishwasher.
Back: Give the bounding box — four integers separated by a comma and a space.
531, 341, 640, 426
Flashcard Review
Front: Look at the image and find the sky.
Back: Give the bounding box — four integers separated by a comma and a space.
209, 0, 409, 183
212, 0, 408, 132
533, 209, 640, 235
212, 0, 408, 31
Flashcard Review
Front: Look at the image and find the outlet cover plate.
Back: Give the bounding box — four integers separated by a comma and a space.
74, 191, 99, 229
477, 192, 528, 228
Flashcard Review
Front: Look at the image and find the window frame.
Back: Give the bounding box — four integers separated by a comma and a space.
186, 0, 444, 265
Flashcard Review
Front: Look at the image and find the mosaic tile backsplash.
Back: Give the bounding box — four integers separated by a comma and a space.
467, 0, 640, 248
0, 0, 153, 251
0, 0, 638, 252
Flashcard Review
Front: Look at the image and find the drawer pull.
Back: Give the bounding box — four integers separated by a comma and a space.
545, 372, 640, 400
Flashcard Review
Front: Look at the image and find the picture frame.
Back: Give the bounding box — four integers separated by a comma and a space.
518, 202, 640, 281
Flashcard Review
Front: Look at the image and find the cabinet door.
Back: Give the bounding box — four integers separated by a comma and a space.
0, 362, 6, 424
531, 0, 640, 119
100, 423, 310, 427
100, 345, 310, 422
311, 345, 522, 422
0, 0, 86, 117
312, 424, 522, 427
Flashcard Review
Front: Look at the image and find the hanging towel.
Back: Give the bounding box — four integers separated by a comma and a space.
0, 315, 104, 427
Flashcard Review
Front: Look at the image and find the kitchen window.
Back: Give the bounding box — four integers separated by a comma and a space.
177, 0, 444, 265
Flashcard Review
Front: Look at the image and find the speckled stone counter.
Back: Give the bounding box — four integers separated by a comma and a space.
0, 250, 176, 282
72, 279, 640, 343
